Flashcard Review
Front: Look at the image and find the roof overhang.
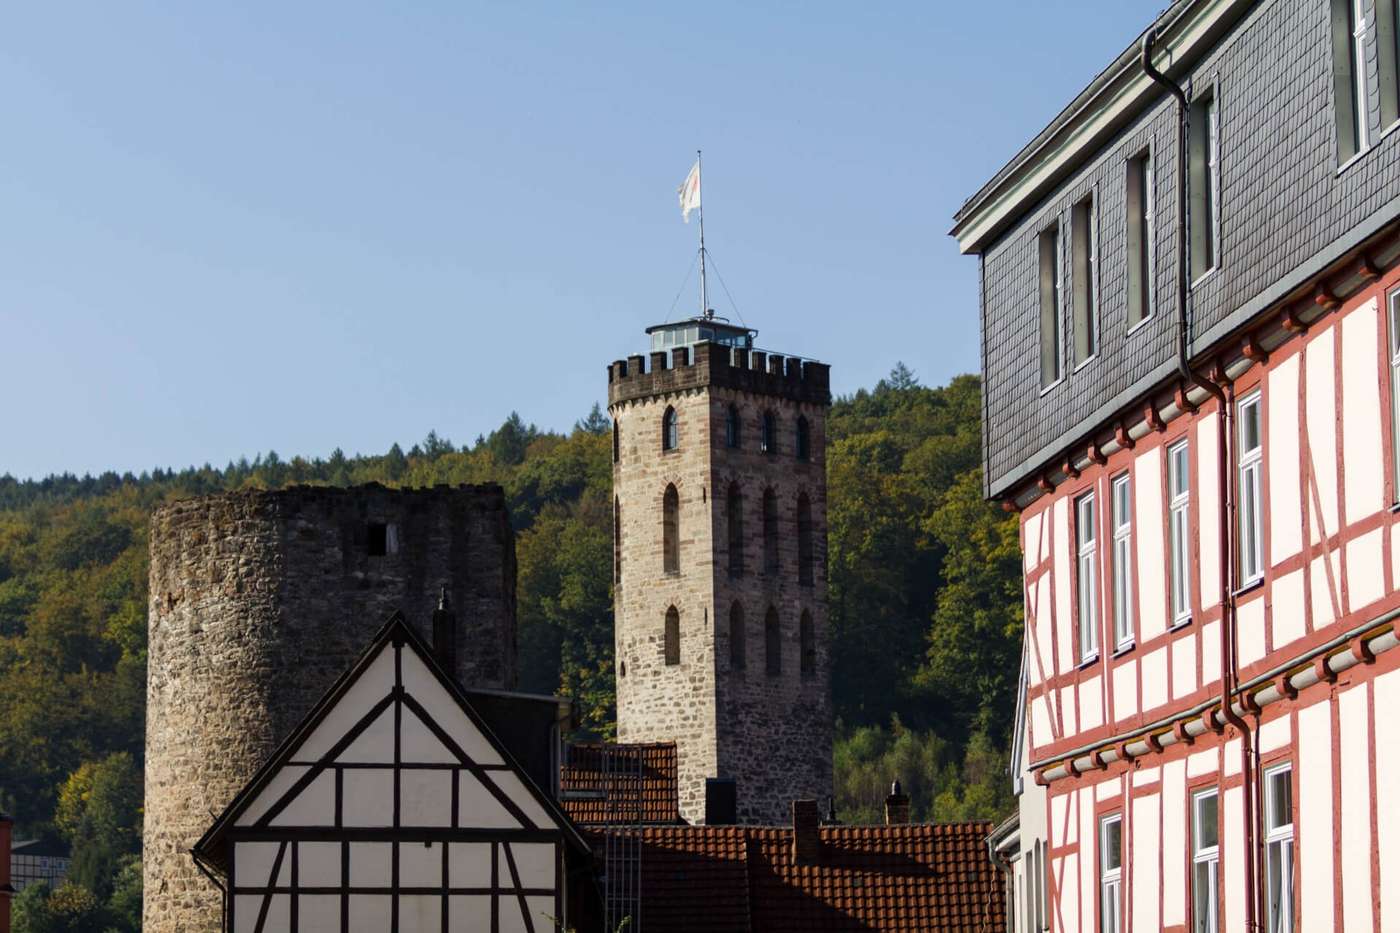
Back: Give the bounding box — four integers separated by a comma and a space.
950, 0, 1255, 255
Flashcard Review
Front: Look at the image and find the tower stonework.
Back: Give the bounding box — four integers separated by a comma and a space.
609, 327, 834, 824
143, 484, 516, 933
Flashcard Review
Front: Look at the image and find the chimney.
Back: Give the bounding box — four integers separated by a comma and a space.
705, 778, 737, 826
792, 799, 821, 865
823, 795, 840, 826
432, 586, 457, 675
884, 779, 911, 825
0, 813, 12, 933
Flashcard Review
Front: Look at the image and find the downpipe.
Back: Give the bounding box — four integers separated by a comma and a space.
1142, 28, 1260, 931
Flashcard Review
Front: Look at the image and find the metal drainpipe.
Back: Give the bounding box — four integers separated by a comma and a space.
1141, 28, 1260, 931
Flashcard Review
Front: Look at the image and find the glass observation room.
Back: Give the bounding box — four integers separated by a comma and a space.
646, 317, 755, 353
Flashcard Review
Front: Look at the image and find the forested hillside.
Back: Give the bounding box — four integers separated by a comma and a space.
0, 366, 1021, 930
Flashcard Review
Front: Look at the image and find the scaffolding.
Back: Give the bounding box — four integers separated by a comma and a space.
561, 744, 644, 930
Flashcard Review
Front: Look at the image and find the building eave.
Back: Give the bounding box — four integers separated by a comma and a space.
950, 0, 1253, 255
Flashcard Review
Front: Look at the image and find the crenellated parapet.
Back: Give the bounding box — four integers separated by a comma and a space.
607, 341, 831, 408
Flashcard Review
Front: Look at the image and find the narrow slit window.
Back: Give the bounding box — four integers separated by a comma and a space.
663, 484, 680, 574
796, 416, 811, 461
612, 419, 620, 463
729, 603, 745, 671
1238, 392, 1264, 585
1072, 194, 1098, 365
367, 522, 388, 557
1126, 151, 1155, 327
1111, 474, 1133, 650
664, 606, 680, 666
727, 483, 745, 578
765, 607, 781, 676
1188, 90, 1219, 279
1169, 440, 1192, 625
1100, 815, 1123, 933
1076, 491, 1098, 661
1264, 765, 1294, 933
726, 404, 741, 448
1193, 789, 1221, 933
797, 492, 814, 586
799, 611, 815, 676
614, 497, 622, 584
763, 488, 779, 575
762, 411, 777, 454
662, 406, 679, 451
1039, 224, 1063, 388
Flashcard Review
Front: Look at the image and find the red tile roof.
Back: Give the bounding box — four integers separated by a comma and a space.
583, 821, 1004, 933
558, 742, 681, 826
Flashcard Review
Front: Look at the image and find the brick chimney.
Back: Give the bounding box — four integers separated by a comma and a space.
791, 799, 821, 865
0, 813, 13, 933
884, 779, 911, 825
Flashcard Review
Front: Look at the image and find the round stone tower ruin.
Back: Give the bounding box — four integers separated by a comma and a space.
143, 484, 516, 933
608, 318, 834, 824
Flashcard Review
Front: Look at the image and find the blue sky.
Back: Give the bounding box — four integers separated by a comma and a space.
0, 1, 1163, 480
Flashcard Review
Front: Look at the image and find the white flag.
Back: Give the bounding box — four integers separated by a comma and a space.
678, 160, 701, 223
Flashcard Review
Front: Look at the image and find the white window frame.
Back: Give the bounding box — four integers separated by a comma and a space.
1111, 474, 1133, 650
1168, 440, 1192, 626
1389, 289, 1400, 501
1264, 764, 1295, 933
1206, 94, 1220, 273
1238, 392, 1264, 586
1073, 193, 1099, 368
1040, 224, 1065, 392
1353, 0, 1372, 152
1100, 814, 1123, 933
1077, 491, 1099, 662
1143, 152, 1156, 320
1192, 789, 1221, 933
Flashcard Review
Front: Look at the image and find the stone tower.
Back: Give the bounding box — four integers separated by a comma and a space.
143, 484, 516, 933
608, 318, 833, 825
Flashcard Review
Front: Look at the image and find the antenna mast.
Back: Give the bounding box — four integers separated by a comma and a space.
697, 149, 711, 320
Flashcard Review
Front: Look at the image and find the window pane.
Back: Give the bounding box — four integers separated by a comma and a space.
1195, 793, 1219, 850
1103, 818, 1121, 870
1269, 769, 1292, 830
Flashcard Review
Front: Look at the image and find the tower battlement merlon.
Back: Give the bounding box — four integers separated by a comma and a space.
607, 340, 831, 407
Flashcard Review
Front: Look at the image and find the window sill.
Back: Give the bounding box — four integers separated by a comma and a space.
1169, 616, 1192, 631
1039, 376, 1065, 398
1388, 501, 1400, 514
1112, 641, 1136, 658
1072, 353, 1098, 375
1078, 653, 1100, 670
1337, 147, 1370, 176
1191, 267, 1218, 289
1233, 576, 1264, 598
1125, 315, 1154, 338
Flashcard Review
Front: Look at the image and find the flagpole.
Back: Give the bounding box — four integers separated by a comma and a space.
696, 149, 709, 320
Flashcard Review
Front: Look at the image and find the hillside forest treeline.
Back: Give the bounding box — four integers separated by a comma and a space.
0, 366, 1022, 931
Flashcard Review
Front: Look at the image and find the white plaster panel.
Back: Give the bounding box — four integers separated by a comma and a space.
1201, 621, 1221, 685
1172, 632, 1197, 701
1224, 738, 1241, 777
1298, 699, 1335, 926
1342, 299, 1384, 524
1376, 669, 1400, 933
1051, 793, 1069, 848
234, 842, 282, 889
1054, 497, 1073, 675
458, 771, 522, 829
343, 769, 394, 827
1271, 569, 1306, 650
236, 895, 287, 933
1269, 355, 1303, 562
1077, 786, 1094, 932
1198, 413, 1222, 609
1031, 575, 1052, 688
348, 842, 392, 887
400, 768, 454, 827
338, 705, 395, 764
1113, 659, 1138, 721
1133, 765, 1160, 787
236, 766, 310, 828
508, 843, 557, 889
447, 843, 492, 888
299, 895, 340, 933
347, 895, 391, 933
449, 898, 491, 927
299, 842, 341, 888
1025, 510, 1044, 570
401, 707, 460, 764
1095, 774, 1122, 801
1259, 715, 1291, 754
298, 646, 396, 760
1141, 647, 1168, 712
271, 769, 335, 827
400, 895, 442, 933
1310, 552, 1341, 630
1059, 854, 1079, 933
1060, 685, 1076, 737
1132, 793, 1160, 932
492, 772, 552, 827
1188, 749, 1217, 778
1224, 785, 1244, 933
1031, 695, 1051, 749
1135, 447, 1167, 639
1161, 759, 1186, 927
1346, 527, 1385, 612
1305, 326, 1340, 543
399, 841, 443, 887
1236, 597, 1266, 667
1340, 685, 1373, 933
1079, 675, 1103, 732
401, 651, 504, 765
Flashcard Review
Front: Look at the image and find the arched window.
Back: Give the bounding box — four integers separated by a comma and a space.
613, 419, 620, 463
800, 610, 815, 676
664, 606, 680, 666
663, 485, 680, 574
726, 404, 741, 448
662, 407, 679, 451
796, 416, 811, 461
761, 411, 777, 454
797, 492, 814, 586
727, 483, 745, 577
614, 497, 622, 583
763, 488, 779, 574
729, 603, 746, 670
765, 607, 781, 676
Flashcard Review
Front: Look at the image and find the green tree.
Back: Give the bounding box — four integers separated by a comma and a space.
55, 753, 143, 896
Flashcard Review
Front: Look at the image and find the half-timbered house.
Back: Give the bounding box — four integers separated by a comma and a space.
954, 0, 1400, 929
192, 614, 590, 933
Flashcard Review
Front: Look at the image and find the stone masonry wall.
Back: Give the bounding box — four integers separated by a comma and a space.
609, 343, 833, 825
143, 484, 516, 933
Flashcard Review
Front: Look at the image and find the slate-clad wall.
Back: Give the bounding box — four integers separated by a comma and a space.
143, 485, 516, 933
981, 0, 1400, 498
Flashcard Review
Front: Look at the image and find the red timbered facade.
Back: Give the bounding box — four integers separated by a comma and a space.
954, 0, 1400, 930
